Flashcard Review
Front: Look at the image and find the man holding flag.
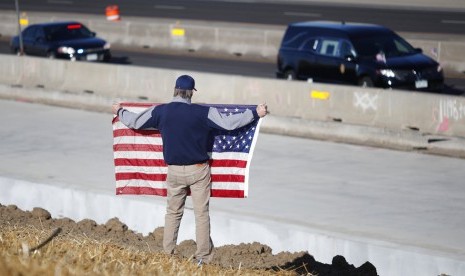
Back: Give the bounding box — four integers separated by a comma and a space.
112, 75, 268, 265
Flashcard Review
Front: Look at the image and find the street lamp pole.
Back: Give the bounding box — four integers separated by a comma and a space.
14, 0, 24, 55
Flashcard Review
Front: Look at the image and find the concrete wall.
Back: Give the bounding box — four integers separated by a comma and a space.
0, 11, 464, 76
1, 54, 464, 138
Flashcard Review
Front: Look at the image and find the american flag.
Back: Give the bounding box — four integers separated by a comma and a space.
112, 103, 262, 198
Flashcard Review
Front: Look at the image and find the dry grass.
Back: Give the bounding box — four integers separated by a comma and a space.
0, 225, 294, 276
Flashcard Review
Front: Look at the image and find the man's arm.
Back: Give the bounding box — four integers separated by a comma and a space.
207, 103, 268, 130
112, 103, 157, 130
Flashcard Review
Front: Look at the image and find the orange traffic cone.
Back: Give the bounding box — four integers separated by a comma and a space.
106, 5, 121, 21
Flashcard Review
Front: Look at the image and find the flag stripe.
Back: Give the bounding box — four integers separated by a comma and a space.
114, 166, 165, 173
114, 158, 247, 168
115, 167, 246, 177
114, 129, 161, 137
116, 187, 167, 196
114, 136, 163, 145
116, 172, 167, 181
120, 102, 154, 108
115, 172, 245, 183
116, 187, 243, 198
116, 180, 245, 190
116, 180, 165, 189
114, 144, 164, 152
212, 189, 244, 197
115, 158, 166, 167
113, 150, 249, 161
211, 174, 245, 182
113, 121, 158, 131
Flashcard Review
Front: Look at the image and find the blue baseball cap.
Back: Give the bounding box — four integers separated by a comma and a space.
175, 75, 197, 91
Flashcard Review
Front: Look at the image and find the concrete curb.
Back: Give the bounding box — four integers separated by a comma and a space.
2, 83, 464, 159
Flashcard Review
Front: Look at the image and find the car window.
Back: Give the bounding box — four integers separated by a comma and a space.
282, 31, 308, 49
392, 38, 413, 55
351, 34, 416, 58
318, 39, 340, 57
299, 38, 319, 52
44, 23, 94, 41
339, 41, 356, 57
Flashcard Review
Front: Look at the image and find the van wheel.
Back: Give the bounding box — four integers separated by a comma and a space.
359, 77, 374, 87
284, 70, 296, 80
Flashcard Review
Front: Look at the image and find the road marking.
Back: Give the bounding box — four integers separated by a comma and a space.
442, 20, 465, 25
47, 0, 73, 4
284, 11, 321, 17
154, 5, 185, 10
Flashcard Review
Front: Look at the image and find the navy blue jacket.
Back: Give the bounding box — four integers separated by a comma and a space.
118, 97, 259, 165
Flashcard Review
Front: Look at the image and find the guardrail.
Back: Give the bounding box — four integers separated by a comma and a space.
0, 54, 464, 139
0, 11, 464, 77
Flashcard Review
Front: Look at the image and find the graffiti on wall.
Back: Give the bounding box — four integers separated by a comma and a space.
434, 99, 465, 132
354, 91, 378, 112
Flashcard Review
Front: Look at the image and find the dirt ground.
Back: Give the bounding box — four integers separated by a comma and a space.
0, 203, 378, 275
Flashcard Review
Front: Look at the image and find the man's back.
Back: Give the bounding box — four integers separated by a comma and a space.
154, 102, 211, 165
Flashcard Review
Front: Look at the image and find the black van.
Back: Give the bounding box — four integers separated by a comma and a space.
276, 21, 444, 92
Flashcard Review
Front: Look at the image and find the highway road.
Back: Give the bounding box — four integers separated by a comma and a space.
1, 38, 464, 95
1, 1, 464, 94
0, 0, 464, 35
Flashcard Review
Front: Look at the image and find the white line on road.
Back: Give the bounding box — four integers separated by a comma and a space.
442, 20, 465, 25
47, 0, 73, 4
284, 11, 321, 17
154, 5, 185, 10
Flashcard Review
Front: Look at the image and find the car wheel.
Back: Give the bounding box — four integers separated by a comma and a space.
359, 77, 374, 87
284, 70, 296, 80
103, 53, 112, 62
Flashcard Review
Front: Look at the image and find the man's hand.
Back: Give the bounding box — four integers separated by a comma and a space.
112, 103, 122, 115
256, 103, 268, 118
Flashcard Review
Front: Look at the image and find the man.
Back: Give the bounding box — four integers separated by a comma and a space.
112, 75, 268, 265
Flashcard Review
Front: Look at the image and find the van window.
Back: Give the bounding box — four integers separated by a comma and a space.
282, 31, 308, 49
351, 34, 416, 58
339, 41, 356, 57
299, 38, 318, 52
318, 39, 340, 56
393, 39, 411, 55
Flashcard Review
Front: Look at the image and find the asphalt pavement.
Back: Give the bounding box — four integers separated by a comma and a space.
1, 0, 464, 34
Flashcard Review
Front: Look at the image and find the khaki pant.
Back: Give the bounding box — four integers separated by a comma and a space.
163, 163, 214, 262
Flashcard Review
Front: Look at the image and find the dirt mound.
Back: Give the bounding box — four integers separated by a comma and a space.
0, 203, 378, 275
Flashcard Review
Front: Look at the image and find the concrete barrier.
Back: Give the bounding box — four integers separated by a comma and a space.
1, 54, 464, 139
0, 11, 464, 76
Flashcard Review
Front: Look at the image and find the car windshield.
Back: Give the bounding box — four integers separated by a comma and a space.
44, 24, 93, 41
351, 34, 417, 58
